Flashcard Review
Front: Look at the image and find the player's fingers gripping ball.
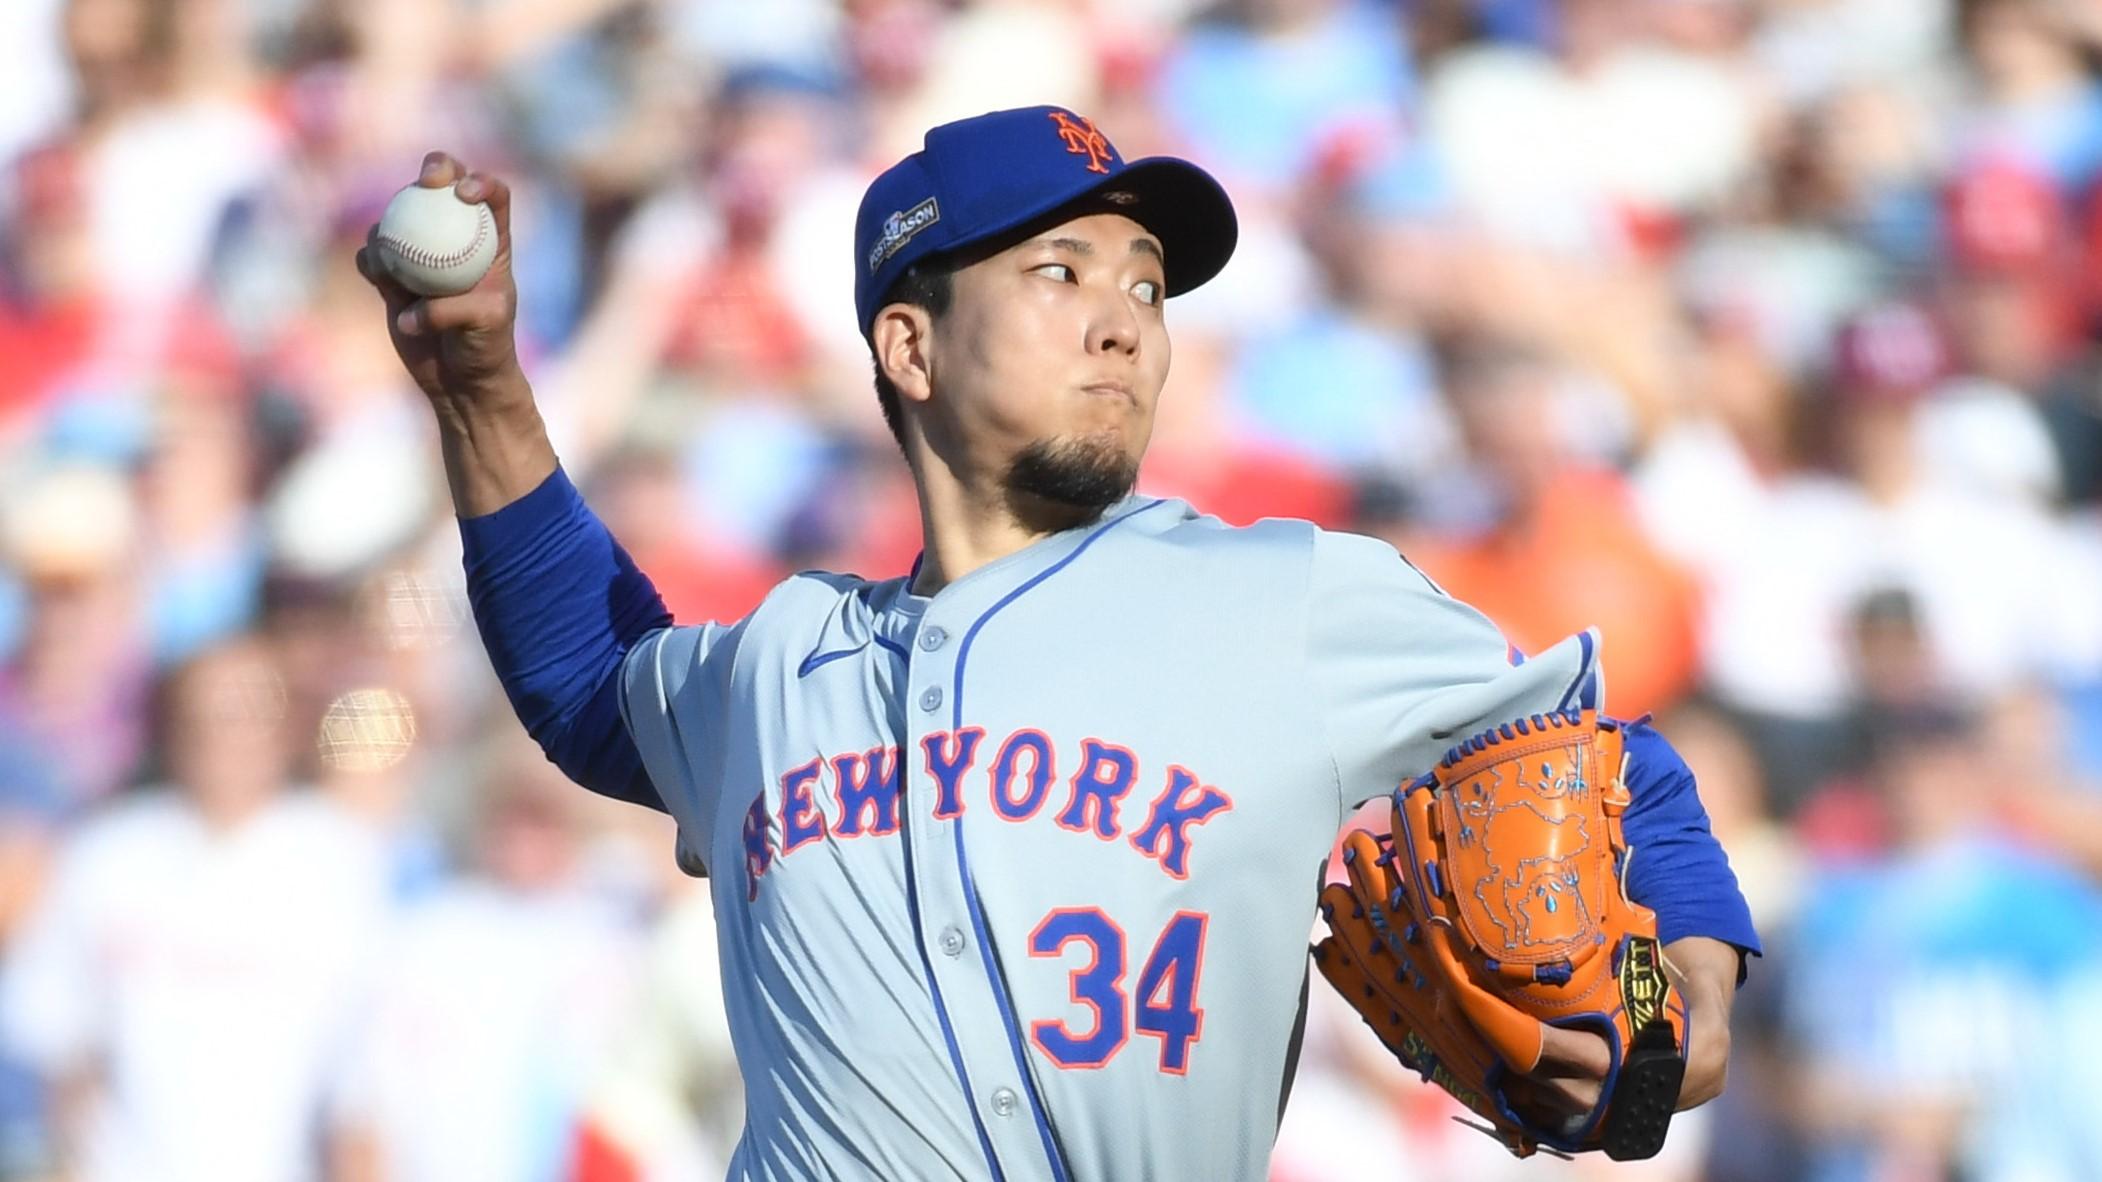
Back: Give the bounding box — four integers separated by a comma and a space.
1313, 709, 1689, 1160
373, 179, 499, 297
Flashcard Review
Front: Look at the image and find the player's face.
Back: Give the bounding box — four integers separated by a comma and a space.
928, 211, 1170, 519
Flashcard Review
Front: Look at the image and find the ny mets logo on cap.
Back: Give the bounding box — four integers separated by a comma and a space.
867, 197, 940, 274
1049, 110, 1114, 174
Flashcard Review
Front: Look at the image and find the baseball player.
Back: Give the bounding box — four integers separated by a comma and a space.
356, 107, 1757, 1180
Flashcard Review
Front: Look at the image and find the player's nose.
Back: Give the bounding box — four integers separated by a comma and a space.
1083, 282, 1142, 359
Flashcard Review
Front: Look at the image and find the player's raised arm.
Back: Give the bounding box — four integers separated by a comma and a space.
354, 151, 556, 517
355, 152, 674, 815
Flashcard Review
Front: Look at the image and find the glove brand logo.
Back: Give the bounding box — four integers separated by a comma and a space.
868, 198, 940, 273
1049, 111, 1114, 174
1617, 936, 1668, 1032
1400, 1030, 1487, 1115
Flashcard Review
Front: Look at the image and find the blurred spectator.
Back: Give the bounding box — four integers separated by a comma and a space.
261, 548, 474, 906
2036, 326, 2102, 507
659, 71, 837, 399
575, 878, 743, 1182
1982, 682, 2102, 882
1823, 302, 2086, 701
1931, 153, 2102, 528
587, 445, 782, 625
1661, 701, 1811, 1182
1422, 0, 1761, 253
1847, 588, 1942, 732
1754, 0, 1953, 110
1141, 329, 1356, 528
1220, 136, 1459, 484
1398, 337, 1703, 718
1782, 705, 2102, 1182
0, 462, 151, 810
52, 0, 284, 328
1664, 698, 1807, 935
1933, 160, 2082, 475
0, 635, 389, 1182
1791, 586, 1938, 860
137, 370, 267, 667
0, 144, 108, 444
1951, 0, 2102, 190
2048, 179, 2102, 503
1650, 300, 2090, 806
1153, 0, 1416, 194
668, 0, 840, 81
332, 732, 642, 1182
882, 0, 1102, 165
0, 0, 70, 171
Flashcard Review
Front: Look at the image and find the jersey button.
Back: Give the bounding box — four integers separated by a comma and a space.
919, 686, 943, 712
918, 626, 948, 651
990, 1088, 1018, 1117
938, 926, 965, 957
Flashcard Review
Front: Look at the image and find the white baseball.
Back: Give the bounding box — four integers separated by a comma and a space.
374, 181, 498, 297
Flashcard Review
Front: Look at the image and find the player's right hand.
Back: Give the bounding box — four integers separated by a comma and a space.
1504, 1023, 1613, 1129
354, 151, 524, 406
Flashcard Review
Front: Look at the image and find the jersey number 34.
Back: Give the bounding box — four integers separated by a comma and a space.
1027, 908, 1208, 1073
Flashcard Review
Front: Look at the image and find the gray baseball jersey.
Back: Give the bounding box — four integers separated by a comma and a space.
619, 496, 1601, 1182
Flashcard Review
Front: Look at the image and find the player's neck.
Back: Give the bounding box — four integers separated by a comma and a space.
910, 471, 1069, 596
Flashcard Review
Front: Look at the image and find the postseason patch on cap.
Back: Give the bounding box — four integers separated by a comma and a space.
868, 198, 940, 273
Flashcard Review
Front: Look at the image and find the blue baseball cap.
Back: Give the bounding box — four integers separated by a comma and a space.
854, 105, 1238, 337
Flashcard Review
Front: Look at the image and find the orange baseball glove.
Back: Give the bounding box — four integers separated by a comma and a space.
1313, 709, 1688, 1160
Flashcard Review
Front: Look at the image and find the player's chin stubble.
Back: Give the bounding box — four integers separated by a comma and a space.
1002, 436, 1138, 530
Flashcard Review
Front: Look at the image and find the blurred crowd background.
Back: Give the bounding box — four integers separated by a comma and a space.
3, 0, 2102, 1179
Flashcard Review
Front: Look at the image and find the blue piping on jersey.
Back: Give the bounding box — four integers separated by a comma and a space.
796, 635, 912, 678
898, 786, 1008, 1182
943, 498, 1166, 1182
1554, 629, 1596, 713
950, 824, 1059, 1182
798, 643, 867, 677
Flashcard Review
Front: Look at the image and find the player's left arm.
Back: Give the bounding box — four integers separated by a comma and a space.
1658, 935, 1741, 1110
1515, 721, 1755, 1123
1618, 719, 1760, 1110
1305, 531, 1755, 1114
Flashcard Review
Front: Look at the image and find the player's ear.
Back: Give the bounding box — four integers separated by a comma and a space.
871, 305, 936, 407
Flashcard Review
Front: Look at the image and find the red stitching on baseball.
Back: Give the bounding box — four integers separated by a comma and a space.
379, 204, 494, 269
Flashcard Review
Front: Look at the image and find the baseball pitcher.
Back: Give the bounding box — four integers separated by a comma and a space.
357, 106, 1758, 1181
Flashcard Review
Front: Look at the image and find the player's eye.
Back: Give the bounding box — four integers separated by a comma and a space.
1132, 279, 1162, 306
1032, 263, 1074, 283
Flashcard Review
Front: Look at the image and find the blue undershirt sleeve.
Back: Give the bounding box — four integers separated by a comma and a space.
458, 465, 673, 812
1618, 720, 1762, 970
